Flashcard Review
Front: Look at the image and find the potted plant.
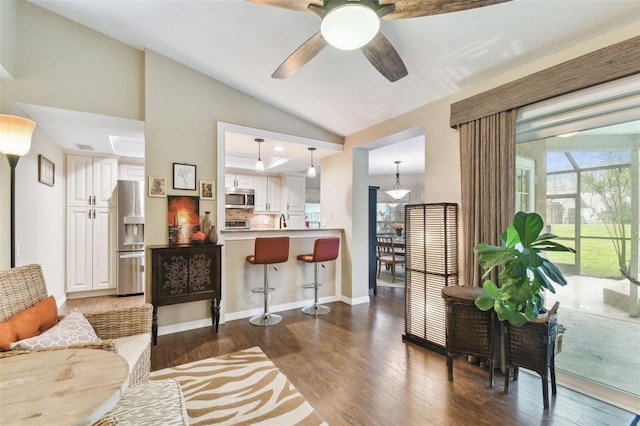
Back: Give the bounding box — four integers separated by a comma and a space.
473, 211, 576, 327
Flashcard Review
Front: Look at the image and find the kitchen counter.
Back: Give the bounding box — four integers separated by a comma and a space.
222, 227, 342, 233
220, 228, 343, 321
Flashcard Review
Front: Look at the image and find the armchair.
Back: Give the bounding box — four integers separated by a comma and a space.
0, 264, 152, 387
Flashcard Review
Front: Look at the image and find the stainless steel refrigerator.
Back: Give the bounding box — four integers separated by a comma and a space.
116, 180, 145, 296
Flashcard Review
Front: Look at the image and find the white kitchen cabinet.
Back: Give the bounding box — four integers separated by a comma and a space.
119, 163, 144, 181
253, 175, 280, 213
281, 176, 306, 229
66, 206, 117, 292
224, 174, 234, 189
283, 176, 306, 213
67, 155, 118, 208
225, 173, 254, 189
287, 212, 305, 230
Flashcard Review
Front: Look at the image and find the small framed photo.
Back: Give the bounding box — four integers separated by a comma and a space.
149, 176, 167, 198
38, 155, 55, 187
200, 180, 215, 200
173, 163, 196, 190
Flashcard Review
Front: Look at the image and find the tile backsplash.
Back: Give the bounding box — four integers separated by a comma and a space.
226, 209, 277, 229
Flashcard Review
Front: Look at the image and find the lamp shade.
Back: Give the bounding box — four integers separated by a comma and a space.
254, 138, 264, 172
0, 115, 36, 156
385, 161, 410, 200
307, 147, 317, 178
321, 4, 380, 50
385, 188, 410, 200
404, 203, 459, 352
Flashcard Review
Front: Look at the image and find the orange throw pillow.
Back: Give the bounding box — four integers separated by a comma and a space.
0, 322, 19, 351
0, 296, 58, 351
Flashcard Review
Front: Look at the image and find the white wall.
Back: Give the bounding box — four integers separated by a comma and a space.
14, 125, 66, 302
0, 0, 17, 78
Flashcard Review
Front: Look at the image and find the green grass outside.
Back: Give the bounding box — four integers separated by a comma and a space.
546, 224, 632, 278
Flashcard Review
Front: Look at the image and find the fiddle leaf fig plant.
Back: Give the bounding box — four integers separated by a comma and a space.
474, 211, 576, 327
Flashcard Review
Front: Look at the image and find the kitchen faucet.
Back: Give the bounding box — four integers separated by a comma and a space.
279, 214, 287, 229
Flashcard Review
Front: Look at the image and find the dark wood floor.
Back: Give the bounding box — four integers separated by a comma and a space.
63, 288, 635, 426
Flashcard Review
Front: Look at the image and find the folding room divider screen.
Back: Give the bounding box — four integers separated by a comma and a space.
403, 203, 459, 354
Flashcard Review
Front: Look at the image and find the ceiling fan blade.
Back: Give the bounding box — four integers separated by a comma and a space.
382, 0, 511, 20
361, 32, 408, 82
272, 31, 328, 79
246, 0, 323, 13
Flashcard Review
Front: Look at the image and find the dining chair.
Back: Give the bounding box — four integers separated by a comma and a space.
376, 235, 405, 283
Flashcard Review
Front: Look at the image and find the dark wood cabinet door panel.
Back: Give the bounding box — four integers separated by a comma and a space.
150, 244, 222, 345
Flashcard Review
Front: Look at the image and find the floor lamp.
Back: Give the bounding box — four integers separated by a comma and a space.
403, 203, 459, 354
0, 115, 36, 268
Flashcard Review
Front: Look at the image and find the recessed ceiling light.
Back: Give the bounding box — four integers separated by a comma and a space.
274, 146, 284, 152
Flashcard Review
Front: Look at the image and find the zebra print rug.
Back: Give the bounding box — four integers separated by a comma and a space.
150, 347, 327, 426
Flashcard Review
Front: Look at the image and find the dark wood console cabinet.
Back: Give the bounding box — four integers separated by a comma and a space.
149, 244, 222, 345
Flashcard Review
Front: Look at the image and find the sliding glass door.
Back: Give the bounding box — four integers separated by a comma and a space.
516, 120, 639, 410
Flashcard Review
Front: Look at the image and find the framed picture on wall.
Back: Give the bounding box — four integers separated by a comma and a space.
149, 176, 167, 197
38, 155, 55, 187
167, 195, 200, 245
200, 180, 215, 200
173, 163, 196, 190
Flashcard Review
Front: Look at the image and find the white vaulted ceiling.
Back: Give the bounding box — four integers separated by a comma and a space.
27, 0, 640, 138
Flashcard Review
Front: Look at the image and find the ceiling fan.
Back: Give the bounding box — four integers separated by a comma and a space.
247, 0, 510, 82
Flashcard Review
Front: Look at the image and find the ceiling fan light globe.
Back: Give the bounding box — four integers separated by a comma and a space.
321, 5, 380, 50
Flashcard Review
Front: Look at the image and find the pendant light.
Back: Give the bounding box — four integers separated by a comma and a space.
254, 138, 264, 172
307, 147, 317, 178
385, 160, 410, 200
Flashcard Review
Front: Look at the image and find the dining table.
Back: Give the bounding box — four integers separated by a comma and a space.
0, 348, 129, 426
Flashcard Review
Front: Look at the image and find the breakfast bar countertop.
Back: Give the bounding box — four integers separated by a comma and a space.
221, 227, 343, 233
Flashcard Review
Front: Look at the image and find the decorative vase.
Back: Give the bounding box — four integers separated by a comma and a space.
202, 211, 212, 235
208, 226, 219, 245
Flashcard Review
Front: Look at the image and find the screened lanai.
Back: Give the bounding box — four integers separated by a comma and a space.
515, 119, 639, 411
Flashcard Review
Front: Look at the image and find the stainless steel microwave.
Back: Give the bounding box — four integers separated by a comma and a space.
225, 188, 255, 209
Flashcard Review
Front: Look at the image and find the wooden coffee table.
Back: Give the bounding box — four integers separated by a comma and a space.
0, 348, 129, 426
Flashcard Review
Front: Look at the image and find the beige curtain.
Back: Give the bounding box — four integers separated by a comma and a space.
459, 110, 517, 287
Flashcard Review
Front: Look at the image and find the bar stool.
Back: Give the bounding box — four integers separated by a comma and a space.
246, 237, 290, 326
297, 237, 340, 316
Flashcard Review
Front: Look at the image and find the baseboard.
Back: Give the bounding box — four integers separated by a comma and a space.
158, 318, 213, 337
56, 294, 67, 309
66, 289, 117, 299
340, 295, 370, 305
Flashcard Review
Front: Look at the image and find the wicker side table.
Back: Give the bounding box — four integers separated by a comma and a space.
442, 285, 496, 388
504, 301, 559, 409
